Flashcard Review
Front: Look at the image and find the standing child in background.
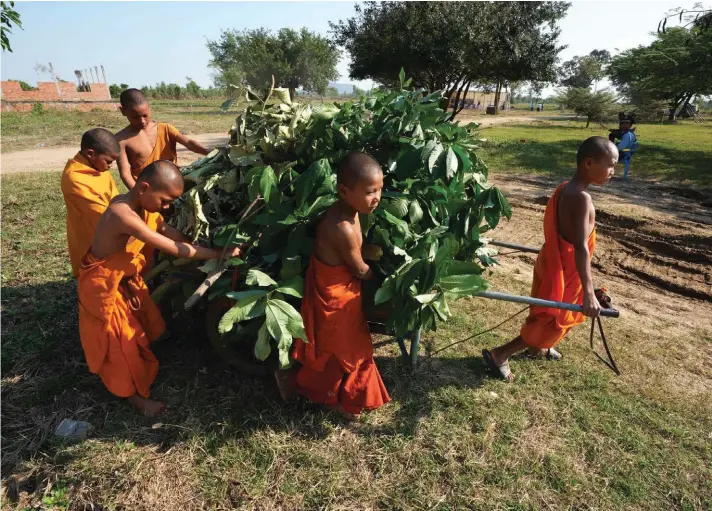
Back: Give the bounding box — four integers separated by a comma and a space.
78, 160, 243, 416
61, 128, 120, 278
482, 136, 618, 381
279, 152, 391, 420
115, 88, 210, 189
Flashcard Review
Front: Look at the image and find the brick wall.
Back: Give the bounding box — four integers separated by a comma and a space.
0, 81, 117, 112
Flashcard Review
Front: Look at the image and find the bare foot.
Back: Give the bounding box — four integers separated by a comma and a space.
330, 403, 361, 421
274, 369, 297, 402
483, 348, 515, 381
127, 395, 167, 417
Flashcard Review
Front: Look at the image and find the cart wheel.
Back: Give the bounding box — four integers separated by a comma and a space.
204, 298, 272, 377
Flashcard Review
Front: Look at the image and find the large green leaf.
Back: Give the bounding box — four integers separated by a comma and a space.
259, 166, 278, 203
438, 274, 488, 297
246, 268, 277, 287
445, 146, 458, 179
265, 298, 308, 347
218, 293, 267, 334
295, 159, 332, 207
254, 322, 271, 361
275, 276, 304, 298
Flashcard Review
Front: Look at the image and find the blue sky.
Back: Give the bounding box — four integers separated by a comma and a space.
1, 1, 701, 95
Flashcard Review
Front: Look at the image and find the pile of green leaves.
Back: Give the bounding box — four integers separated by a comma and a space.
164, 71, 511, 367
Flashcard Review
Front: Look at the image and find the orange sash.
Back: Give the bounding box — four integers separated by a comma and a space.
292, 255, 390, 414
130, 122, 180, 179
61, 152, 118, 277
520, 182, 596, 349
77, 211, 166, 398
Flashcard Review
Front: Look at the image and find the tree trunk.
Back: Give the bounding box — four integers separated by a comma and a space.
289, 87, 297, 101
586, 116, 591, 128
450, 79, 469, 120
493, 80, 503, 115
679, 92, 694, 118
668, 94, 685, 120
454, 80, 472, 118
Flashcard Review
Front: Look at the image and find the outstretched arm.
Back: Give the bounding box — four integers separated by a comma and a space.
157, 222, 191, 243
569, 195, 600, 318
123, 213, 239, 260
175, 131, 209, 156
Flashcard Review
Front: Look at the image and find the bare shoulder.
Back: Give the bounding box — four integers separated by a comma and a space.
114, 126, 135, 143
561, 186, 592, 210
319, 212, 357, 248
105, 199, 138, 225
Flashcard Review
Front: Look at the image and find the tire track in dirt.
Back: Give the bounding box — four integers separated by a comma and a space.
492, 174, 712, 303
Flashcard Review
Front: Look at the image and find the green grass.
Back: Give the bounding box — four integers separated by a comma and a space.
2, 166, 711, 509
478, 120, 712, 186
0, 100, 235, 152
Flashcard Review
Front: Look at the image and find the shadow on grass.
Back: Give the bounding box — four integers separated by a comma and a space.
0, 280, 490, 485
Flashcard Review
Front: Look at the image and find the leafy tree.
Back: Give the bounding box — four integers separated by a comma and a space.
185, 77, 202, 98
207, 27, 340, 100
325, 86, 339, 97
109, 83, 129, 98
556, 87, 617, 127
1, 1, 21, 52
608, 26, 712, 119
330, 1, 569, 117
559, 50, 611, 89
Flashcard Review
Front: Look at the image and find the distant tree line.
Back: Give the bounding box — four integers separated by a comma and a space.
108, 78, 223, 100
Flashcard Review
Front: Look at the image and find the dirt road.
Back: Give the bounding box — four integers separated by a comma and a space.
487, 173, 712, 400
0, 132, 230, 175
0, 115, 568, 175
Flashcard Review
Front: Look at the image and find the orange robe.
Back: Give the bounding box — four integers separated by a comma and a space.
520, 182, 597, 349
130, 122, 180, 180
77, 211, 166, 399
61, 152, 118, 278
292, 255, 390, 415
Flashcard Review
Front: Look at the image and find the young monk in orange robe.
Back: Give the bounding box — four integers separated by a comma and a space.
281, 152, 390, 420
61, 128, 120, 278
115, 88, 210, 189
483, 136, 619, 381
78, 160, 243, 416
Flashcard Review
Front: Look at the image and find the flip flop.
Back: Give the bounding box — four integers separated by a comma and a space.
525, 347, 563, 361
482, 349, 514, 381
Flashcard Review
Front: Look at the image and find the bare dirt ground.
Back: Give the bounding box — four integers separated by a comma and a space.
0, 133, 230, 175
489, 173, 712, 383
0, 115, 570, 175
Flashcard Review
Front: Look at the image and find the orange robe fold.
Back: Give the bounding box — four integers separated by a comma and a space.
292, 255, 390, 414
77, 213, 166, 399
130, 122, 180, 180
520, 182, 596, 350
61, 153, 118, 278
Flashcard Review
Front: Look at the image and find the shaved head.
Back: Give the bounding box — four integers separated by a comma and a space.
80, 128, 120, 155
120, 88, 148, 110
137, 160, 184, 191
337, 151, 383, 188
577, 136, 617, 166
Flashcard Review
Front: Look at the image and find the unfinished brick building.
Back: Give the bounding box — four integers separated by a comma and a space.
1, 81, 118, 112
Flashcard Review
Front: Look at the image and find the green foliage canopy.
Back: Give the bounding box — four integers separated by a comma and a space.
330, 1, 569, 116
608, 26, 712, 119
207, 27, 340, 100
1, 1, 22, 52
163, 74, 511, 367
